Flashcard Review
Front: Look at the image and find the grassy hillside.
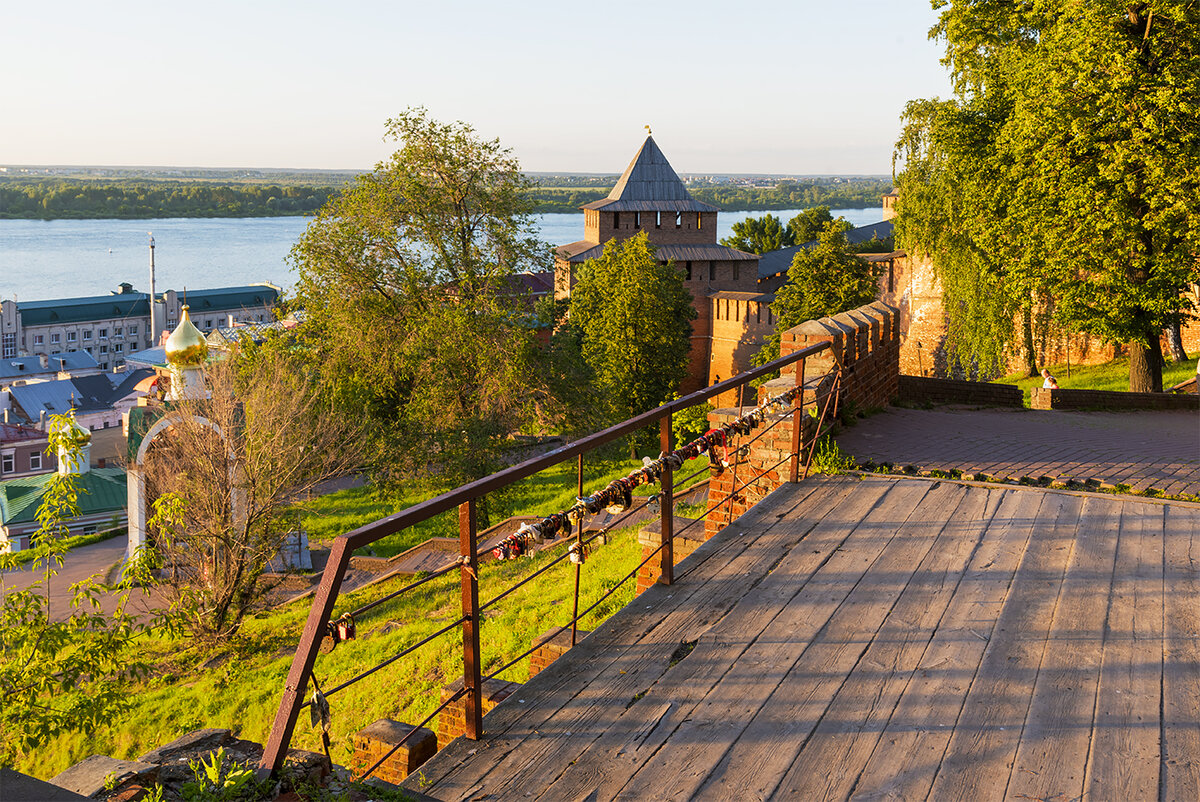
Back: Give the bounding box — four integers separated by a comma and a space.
998, 356, 1197, 402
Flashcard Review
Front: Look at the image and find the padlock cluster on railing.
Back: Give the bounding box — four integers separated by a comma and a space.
507, 381, 810, 545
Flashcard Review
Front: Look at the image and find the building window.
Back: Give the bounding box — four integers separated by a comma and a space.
114, 344, 123, 353
1, 453, 13, 474
83, 330, 92, 341
1, 332, 14, 358
697, 213, 703, 229
129, 325, 138, 335
205, 320, 213, 330
612, 213, 620, 229
33, 334, 44, 346
733, 264, 740, 281
633, 212, 641, 230
29, 453, 41, 471
167, 319, 177, 329
655, 212, 662, 229
99, 328, 108, 339
685, 261, 692, 281
66, 331, 76, 342
675, 212, 682, 230
100, 345, 108, 354
114, 326, 123, 336
101, 362, 109, 370
709, 263, 715, 281
50, 333, 60, 344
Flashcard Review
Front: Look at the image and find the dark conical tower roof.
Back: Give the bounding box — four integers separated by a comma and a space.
581, 136, 719, 212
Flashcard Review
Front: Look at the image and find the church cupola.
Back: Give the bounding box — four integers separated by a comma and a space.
58, 411, 92, 475
164, 306, 210, 401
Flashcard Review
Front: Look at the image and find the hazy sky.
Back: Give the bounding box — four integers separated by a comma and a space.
1, 1, 952, 175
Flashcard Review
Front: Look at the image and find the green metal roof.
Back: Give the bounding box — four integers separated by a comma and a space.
0, 468, 127, 526
18, 294, 150, 326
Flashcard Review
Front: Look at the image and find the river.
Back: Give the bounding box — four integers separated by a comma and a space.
0, 208, 884, 302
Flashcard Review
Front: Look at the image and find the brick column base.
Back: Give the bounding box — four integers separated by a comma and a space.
635, 516, 704, 595
436, 677, 521, 750
351, 719, 436, 784
528, 626, 592, 679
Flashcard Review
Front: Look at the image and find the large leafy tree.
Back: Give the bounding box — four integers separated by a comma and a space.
895, 1, 1200, 390
570, 232, 695, 442
720, 214, 792, 254
786, 206, 835, 245
291, 108, 553, 486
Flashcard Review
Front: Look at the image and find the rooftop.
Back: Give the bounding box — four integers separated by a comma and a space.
581, 136, 719, 213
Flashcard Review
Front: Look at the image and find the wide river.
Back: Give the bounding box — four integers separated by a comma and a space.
0, 208, 884, 302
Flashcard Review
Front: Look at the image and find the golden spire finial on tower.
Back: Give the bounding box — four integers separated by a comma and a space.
645, 124, 652, 136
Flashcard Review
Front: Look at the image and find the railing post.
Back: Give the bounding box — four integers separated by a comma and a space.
789, 356, 806, 483
659, 413, 674, 586
459, 499, 482, 740
258, 538, 353, 776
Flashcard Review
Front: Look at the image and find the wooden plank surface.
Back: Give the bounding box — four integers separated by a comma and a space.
761, 485, 992, 801
1085, 500, 1164, 800
612, 480, 940, 801
532, 478, 904, 801
847, 488, 1045, 802
1162, 504, 1200, 799
926, 491, 1083, 800
400, 480, 1200, 802
1005, 495, 1121, 801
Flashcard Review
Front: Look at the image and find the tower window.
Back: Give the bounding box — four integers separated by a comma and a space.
709, 263, 715, 281
685, 261, 692, 280
697, 213, 703, 229
655, 212, 662, 229
613, 213, 620, 229
675, 213, 682, 230
733, 264, 740, 281
634, 212, 641, 230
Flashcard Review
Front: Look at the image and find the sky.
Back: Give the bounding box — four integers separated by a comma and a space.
0, 0, 953, 176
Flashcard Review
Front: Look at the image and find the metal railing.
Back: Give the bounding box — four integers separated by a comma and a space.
258, 341, 839, 777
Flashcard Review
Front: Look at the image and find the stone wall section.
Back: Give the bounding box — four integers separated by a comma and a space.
1031, 386, 1200, 411
898, 375, 1023, 407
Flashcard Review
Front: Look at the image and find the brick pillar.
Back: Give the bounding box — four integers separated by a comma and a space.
436, 677, 521, 750
351, 719, 436, 784
703, 407, 817, 539
635, 515, 705, 595
528, 626, 592, 679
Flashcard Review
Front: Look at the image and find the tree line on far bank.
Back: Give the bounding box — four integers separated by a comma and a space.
0, 176, 893, 219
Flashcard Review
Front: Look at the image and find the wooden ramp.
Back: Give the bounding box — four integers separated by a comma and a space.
403, 475, 1200, 801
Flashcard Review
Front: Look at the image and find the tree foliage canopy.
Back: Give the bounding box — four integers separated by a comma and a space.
785, 206, 835, 245
569, 233, 696, 430
290, 108, 554, 484
720, 214, 792, 254
894, 1, 1200, 389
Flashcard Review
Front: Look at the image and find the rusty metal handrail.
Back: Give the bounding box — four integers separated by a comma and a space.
258, 341, 834, 775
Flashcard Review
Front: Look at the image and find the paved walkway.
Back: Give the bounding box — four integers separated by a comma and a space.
834, 406, 1200, 497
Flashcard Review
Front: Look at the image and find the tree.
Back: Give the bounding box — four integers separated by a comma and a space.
786, 206, 834, 245
895, 3, 1200, 390
569, 232, 696, 447
720, 214, 792, 254
0, 416, 151, 764
141, 349, 363, 640
290, 108, 553, 488
759, 220, 882, 362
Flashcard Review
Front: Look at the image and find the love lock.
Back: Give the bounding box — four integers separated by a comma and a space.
569, 543, 584, 565
336, 613, 356, 643
646, 494, 661, 515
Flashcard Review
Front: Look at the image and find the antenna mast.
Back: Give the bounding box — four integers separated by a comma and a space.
148, 233, 159, 345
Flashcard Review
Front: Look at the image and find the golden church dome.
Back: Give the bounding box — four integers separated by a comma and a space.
165, 306, 208, 367
64, 411, 91, 446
